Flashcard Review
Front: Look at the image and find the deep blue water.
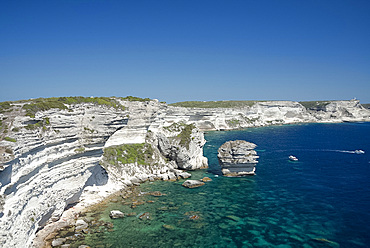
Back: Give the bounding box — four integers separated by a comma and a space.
70, 122, 370, 247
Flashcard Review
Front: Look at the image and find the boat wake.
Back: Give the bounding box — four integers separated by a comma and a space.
323, 149, 365, 154
273, 149, 365, 154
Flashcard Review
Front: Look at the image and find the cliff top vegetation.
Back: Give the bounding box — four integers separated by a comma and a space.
21, 97, 125, 117
120, 96, 151, 102
0, 96, 155, 118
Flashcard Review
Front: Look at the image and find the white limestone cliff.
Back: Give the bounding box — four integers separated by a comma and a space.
0, 98, 369, 247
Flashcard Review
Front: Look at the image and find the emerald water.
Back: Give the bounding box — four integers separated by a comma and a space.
64, 123, 370, 247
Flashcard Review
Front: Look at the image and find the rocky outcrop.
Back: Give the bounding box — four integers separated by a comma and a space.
182, 180, 205, 188
99, 122, 208, 187
218, 140, 259, 176
109, 210, 125, 219
0, 97, 369, 247
155, 123, 208, 170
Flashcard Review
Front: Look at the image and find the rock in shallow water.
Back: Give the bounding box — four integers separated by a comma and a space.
52, 238, 66, 247
201, 177, 212, 182
75, 219, 88, 231
218, 140, 259, 177
138, 212, 151, 220
109, 210, 125, 219
162, 224, 176, 230
182, 180, 205, 188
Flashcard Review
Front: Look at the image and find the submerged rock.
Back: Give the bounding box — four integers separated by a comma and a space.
226, 215, 241, 222
182, 180, 205, 188
162, 224, 176, 230
151, 191, 165, 196
138, 212, 151, 220
184, 211, 201, 220
109, 210, 125, 219
218, 140, 259, 176
201, 177, 212, 182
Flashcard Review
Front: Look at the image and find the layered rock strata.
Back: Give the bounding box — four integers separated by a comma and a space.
218, 140, 259, 176
0, 98, 369, 247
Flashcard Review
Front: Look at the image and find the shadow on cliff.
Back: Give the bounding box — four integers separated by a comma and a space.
63, 162, 109, 212
0, 162, 12, 191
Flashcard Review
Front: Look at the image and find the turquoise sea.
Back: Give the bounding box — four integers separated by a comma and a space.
65, 122, 370, 247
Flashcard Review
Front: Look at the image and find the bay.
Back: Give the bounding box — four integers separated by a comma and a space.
65, 122, 370, 247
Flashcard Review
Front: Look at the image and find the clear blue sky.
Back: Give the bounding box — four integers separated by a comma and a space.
1, 0, 370, 103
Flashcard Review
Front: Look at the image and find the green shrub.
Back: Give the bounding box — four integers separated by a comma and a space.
12, 127, 20, 132
103, 143, 154, 166
121, 96, 151, 102
75, 147, 85, 153
4, 137, 16, 142
0, 102, 12, 113
84, 127, 95, 133
177, 124, 196, 149
44, 117, 50, 125
227, 119, 240, 126
22, 96, 125, 117
163, 122, 187, 132
5, 148, 13, 154
23, 98, 67, 117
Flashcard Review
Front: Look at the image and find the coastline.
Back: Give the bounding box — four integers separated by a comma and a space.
1, 98, 370, 247
32, 171, 193, 247
32, 181, 123, 247
34, 120, 370, 247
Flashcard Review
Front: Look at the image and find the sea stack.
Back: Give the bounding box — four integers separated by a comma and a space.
217, 140, 259, 176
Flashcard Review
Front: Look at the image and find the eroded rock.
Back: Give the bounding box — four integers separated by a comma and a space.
218, 140, 259, 177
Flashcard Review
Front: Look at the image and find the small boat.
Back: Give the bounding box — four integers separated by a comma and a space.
354, 150, 365, 154
289, 155, 298, 161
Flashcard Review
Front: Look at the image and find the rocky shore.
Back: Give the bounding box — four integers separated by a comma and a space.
0, 97, 370, 247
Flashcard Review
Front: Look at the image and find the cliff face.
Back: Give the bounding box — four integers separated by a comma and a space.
0, 98, 369, 247
0, 102, 128, 247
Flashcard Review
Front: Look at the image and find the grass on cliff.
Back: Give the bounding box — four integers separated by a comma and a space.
103, 143, 154, 166
177, 123, 196, 149
24, 118, 51, 130
163, 122, 188, 132
169, 100, 262, 108
0, 102, 12, 114
4, 137, 16, 142
120, 96, 151, 102
164, 122, 196, 149
22, 97, 125, 117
